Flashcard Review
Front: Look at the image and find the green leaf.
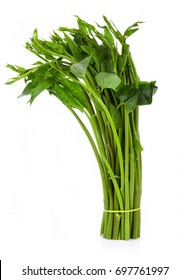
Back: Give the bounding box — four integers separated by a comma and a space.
133, 138, 143, 152
76, 16, 89, 33
124, 21, 144, 38
109, 104, 122, 128
52, 83, 84, 111
30, 79, 52, 104
116, 85, 139, 112
6, 64, 26, 74
19, 82, 34, 97
6, 67, 36, 85
33, 28, 38, 40
98, 46, 114, 72
137, 81, 157, 105
62, 79, 85, 107
117, 44, 129, 74
49, 61, 69, 78
64, 33, 80, 60
125, 28, 139, 37
103, 97, 122, 128
124, 94, 138, 113
104, 27, 114, 45
73, 34, 85, 47
59, 27, 78, 33
76, 16, 110, 48
70, 56, 91, 78
103, 16, 123, 43
115, 84, 136, 100
81, 45, 98, 60
32, 61, 43, 65
25, 64, 50, 85
95, 72, 121, 90
50, 31, 65, 45
93, 98, 104, 111
80, 45, 100, 71
30, 29, 64, 60
44, 41, 65, 54
5, 76, 22, 85
116, 81, 157, 110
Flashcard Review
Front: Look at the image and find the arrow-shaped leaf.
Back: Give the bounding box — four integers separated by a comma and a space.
70, 56, 91, 78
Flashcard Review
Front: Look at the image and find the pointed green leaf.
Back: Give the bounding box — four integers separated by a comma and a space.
118, 44, 129, 74
6, 68, 35, 85
32, 61, 43, 65
64, 33, 80, 60
109, 104, 122, 128
108, 103, 122, 129
115, 84, 135, 100
80, 45, 98, 61
104, 26, 114, 45
93, 98, 104, 111
52, 83, 84, 111
50, 31, 63, 43
124, 94, 138, 113
73, 33, 84, 47
5, 76, 22, 85
25, 64, 50, 85
133, 138, 143, 152
103, 16, 123, 43
76, 16, 110, 47
95, 72, 121, 90
19, 82, 34, 97
124, 21, 144, 38
30, 79, 52, 104
70, 56, 91, 78
125, 28, 139, 37
116, 85, 139, 112
43, 41, 65, 54
59, 27, 78, 33
98, 46, 114, 72
6, 64, 26, 74
33, 28, 38, 40
76, 16, 89, 33
62, 79, 85, 107
103, 97, 122, 128
137, 81, 157, 105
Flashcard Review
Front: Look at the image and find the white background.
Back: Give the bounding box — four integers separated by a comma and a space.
0, 0, 189, 279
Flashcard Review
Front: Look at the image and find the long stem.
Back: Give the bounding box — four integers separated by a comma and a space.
81, 84, 125, 196
85, 111, 123, 210
124, 108, 131, 239
68, 108, 109, 209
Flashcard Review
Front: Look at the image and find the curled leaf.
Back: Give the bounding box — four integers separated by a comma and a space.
137, 81, 158, 105
116, 84, 138, 112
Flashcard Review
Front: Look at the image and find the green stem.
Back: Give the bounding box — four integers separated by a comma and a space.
124, 108, 131, 239
86, 108, 123, 211
68, 108, 109, 209
80, 84, 125, 197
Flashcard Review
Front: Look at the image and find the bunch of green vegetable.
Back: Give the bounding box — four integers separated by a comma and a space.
6, 16, 157, 240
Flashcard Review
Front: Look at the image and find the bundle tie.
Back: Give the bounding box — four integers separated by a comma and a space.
104, 207, 140, 213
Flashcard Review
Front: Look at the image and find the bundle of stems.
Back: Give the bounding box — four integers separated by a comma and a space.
6, 16, 157, 240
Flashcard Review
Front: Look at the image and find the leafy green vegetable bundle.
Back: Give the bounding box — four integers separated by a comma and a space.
6, 16, 157, 240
